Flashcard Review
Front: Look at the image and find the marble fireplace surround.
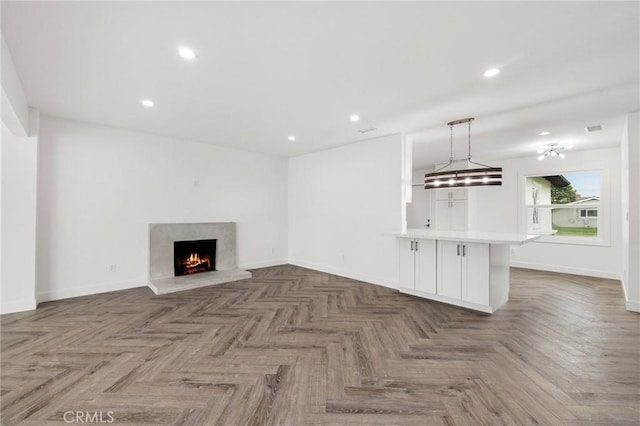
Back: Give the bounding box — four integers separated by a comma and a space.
148, 222, 251, 295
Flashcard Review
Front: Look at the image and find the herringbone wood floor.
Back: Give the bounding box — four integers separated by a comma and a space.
1, 265, 639, 425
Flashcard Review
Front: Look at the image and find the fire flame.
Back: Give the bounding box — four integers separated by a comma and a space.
181, 252, 211, 274
187, 252, 201, 266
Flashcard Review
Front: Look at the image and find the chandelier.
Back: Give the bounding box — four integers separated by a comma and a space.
537, 144, 567, 160
424, 118, 502, 189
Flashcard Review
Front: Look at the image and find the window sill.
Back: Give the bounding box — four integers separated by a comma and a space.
529, 235, 610, 247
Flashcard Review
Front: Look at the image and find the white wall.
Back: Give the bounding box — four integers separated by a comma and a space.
468, 147, 622, 279
621, 111, 640, 311
36, 116, 288, 302
288, 134, 404, 287
1, 120, 38, 314
1, 36, 30, 136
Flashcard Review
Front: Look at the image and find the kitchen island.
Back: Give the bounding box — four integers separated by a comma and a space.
393, 229, 539, 313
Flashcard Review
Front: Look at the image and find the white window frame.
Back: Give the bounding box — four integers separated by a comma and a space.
519, 169, 610, 247
579, 208, 598, 218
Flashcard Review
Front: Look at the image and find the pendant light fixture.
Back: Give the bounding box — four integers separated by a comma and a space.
424, 118, 502, 189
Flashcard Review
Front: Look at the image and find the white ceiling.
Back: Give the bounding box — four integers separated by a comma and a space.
1, 2, 638, 162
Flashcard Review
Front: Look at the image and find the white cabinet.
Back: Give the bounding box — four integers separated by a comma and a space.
398, 238, 436, 294
396, 232, 534, 313
415, 239, 437, 294
436, 241, 462, 299
434, 200, 468, 231
462, 243, 490, 305
433, 188, 467, 231
398, 238, 416, 290
434, 188, 467, 201
437, 241, 490, 305
400, 238, 501, 313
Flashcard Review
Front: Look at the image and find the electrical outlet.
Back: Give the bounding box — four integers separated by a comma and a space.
341, 254, 346, 262
109, 264, 117, 272
193, 180, 200, 188
271, 247, 276, 254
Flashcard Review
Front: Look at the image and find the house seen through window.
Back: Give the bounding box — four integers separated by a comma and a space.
525, 172, 601, 237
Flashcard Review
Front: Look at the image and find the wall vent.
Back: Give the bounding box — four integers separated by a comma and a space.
585, 124, 604, 133
358, 127, 377, 133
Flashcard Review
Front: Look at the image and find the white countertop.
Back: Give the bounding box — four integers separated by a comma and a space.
392, 229, 540, 245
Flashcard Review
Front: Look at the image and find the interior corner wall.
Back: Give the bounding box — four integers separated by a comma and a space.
621, 111, 640, 311
287, 133, 404, 288
36, 116, 288, 302
1, 35, 29, 136
1, 122, 38, 314
468, 147, 622, 279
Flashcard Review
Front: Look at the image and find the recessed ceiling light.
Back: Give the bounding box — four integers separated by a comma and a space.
350, 114, 360, 122
483, 68, 500, 78
288, 135, 296, 142
178, 46, 196, 60
141, 99, 155, 108
538, 131, 551, 136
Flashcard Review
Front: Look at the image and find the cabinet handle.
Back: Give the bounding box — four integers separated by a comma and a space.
457, 244, 460, 256
462, 245, 466, 256
410, 241, 414, 251
415, 241, 419, 251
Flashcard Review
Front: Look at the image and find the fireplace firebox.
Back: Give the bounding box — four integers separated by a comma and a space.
173, 239, 217, 277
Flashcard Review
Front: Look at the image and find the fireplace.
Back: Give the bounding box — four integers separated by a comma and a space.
173, 239, 216, 277
149, 222, 251, 295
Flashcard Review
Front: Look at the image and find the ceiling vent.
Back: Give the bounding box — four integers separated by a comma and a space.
358, 126, 377, 133
585, 124, 604, 133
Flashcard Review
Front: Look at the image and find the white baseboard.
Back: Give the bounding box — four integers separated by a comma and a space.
1, 298, 37, 315
35, 261, 287, 304
288, 258, 397, 290
510, 261, 621, 280
37, 278, 146, 303
620, 277, 640, 313
239, 258, 288, 270
625, 300, 640, 312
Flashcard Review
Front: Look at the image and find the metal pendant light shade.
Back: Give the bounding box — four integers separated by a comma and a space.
424, 118, 502, 189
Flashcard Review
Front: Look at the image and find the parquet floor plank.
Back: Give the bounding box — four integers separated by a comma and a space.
1, 265, 638, 425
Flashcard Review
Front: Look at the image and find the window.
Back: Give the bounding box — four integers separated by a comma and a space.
523, 171, 603, 242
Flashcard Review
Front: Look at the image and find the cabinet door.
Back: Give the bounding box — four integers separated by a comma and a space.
434, 200, 452, 230
414, 239, 436, 294
434, 188, 467, 201
398, 239, 415, 289
462, 243, 490, 305
434, 189, 451, 201
437, 241, 462, 299
450, 200, 468, 231
449, 187, 468, 200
